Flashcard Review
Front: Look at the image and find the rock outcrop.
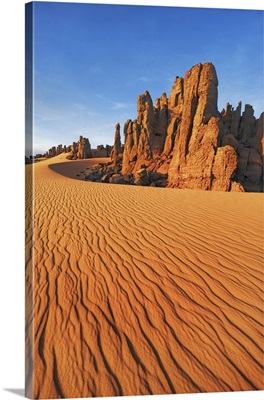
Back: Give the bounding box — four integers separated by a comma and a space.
77, 136, 92, 159
211, 145, 238, 191
46, 136, 112, 160
46, 138, 113, 160
168, 63, 220, 189
221, 106, 263, 192
46, 144, 67, 158
86, 62, 262, 192
110, 123, 123, 164
67, 136, 92, 160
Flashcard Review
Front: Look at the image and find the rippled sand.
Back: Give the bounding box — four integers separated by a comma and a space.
25, 154, 263, 399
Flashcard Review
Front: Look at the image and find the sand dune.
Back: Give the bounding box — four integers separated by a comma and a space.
25, 154, 263, 399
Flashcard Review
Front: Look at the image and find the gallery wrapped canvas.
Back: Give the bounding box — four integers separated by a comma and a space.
25, 1, 264, 399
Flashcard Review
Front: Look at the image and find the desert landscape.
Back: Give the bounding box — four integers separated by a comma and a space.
25, 149, 263, 398
25, 58, 264, 399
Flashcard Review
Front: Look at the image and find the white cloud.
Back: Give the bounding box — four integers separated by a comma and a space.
111, 102, 128, 110
74, 103, 86, 111
137, 76, 152, 83
94, 93, 106, 100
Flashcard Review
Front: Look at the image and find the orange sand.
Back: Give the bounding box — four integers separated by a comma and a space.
25, 154, 264, 399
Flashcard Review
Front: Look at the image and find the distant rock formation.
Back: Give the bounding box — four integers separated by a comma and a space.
91, 144, 112, 158
46, 136, 112, 160
46, 144, 67, 158
77, 136, 92, 159
67, 136, 92, 160
86, 62, 263, 192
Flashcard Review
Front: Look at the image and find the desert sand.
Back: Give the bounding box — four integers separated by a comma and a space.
25, 153, 263, 399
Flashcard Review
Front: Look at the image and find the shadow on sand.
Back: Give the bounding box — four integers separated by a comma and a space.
4, 389, 24, 398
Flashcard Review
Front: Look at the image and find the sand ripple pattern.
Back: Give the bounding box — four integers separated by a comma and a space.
25, 157, 264, 399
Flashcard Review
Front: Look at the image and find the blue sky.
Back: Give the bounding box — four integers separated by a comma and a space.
28, 1, 263, 155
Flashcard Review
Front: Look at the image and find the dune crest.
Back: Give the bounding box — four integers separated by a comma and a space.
25, 154, 264, 399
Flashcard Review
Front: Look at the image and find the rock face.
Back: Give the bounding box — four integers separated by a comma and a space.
168, 63, 220, 189
221, 106, 263, 192
97, 62, 262, 192
68, 136, 92, 160
77, 136, 92, 159
211, 146, 238, 191
110, 123, 123, 163
92, 145, 112, 158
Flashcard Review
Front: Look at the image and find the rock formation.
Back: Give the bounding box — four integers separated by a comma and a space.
45, 135, 113, 161
211, 145, 238, 191
77, 136, 92, 159
221, 105, 263, 192
86, 62, 262, 192
46, 144, 68, 158
168, 63, 220, 189
110, 123, 123, 163
67, 136, 92, 160
92, 145, 112, 158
